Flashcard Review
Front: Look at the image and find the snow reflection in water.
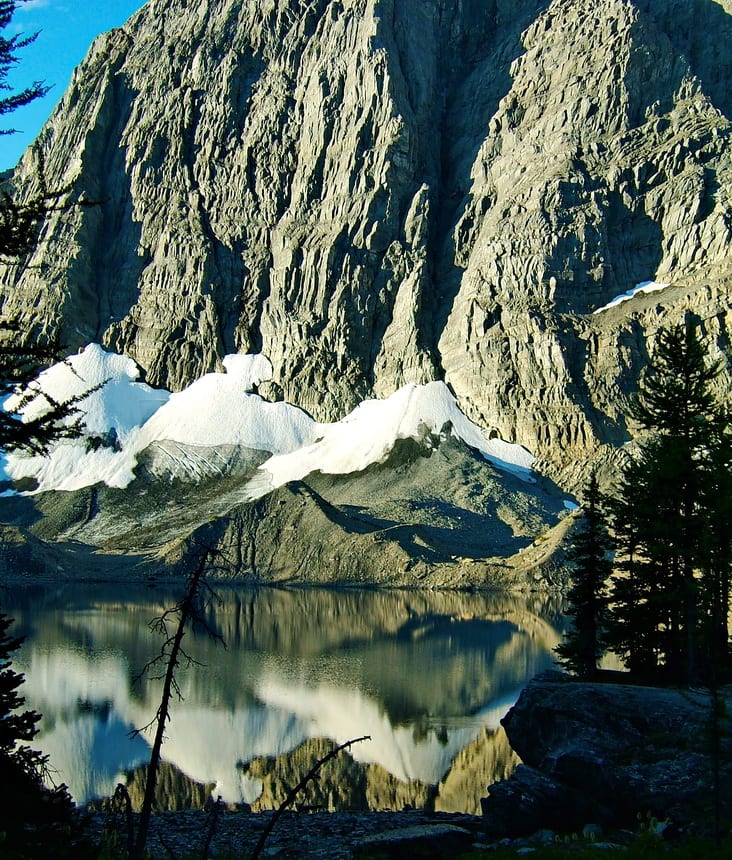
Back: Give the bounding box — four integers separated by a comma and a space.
4, 585, 564, 813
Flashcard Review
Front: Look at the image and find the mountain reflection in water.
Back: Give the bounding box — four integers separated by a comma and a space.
3, 585, 564, 814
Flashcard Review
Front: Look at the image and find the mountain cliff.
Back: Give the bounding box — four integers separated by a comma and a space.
2, 0, 731, 486
1, 0, 731, 583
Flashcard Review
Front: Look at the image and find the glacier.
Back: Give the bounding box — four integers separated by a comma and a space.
2, 343, 535, 494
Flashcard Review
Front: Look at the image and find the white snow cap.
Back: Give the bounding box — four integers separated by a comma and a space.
4, 342, 169, 437
3, 344, 170, 490
3, 344, 534, 492
593, 280, 670, 314
132, 355, 313, 452
249, 381, 535, 499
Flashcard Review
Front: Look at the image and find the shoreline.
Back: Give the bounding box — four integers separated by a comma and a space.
0, 568, 561, 594
82, 807, 490, 858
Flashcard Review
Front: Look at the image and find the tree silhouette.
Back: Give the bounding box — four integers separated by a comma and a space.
1, 0, 52, 259
0, 7, 96, 856
555, 471, 611, 679
1, 1, 48, 130
0, 612, 78, 858
132, 547, 224, 859
1, 1, 96, 456
607, 321, 730, 683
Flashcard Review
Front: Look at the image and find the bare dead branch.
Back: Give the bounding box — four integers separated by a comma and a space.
249, 736, 371, 860
107, 783, 134, 857
158, 831, 180, 860
200, 795, 223, 859
132, 546, 225, 859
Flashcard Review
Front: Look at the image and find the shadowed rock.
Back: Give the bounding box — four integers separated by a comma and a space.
482, 671, 732, 837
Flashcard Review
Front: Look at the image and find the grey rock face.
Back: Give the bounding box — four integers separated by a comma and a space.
2, 0, 732, 484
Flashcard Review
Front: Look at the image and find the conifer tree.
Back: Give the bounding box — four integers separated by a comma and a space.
0, 0, 91, 455
699, 414, 732, 675
555, 471, 612, 679
607, 320, 729, 683
0, 9, 93, 856
0, 613, 78, 858
604, 449, 648, 675
1, 0, 50, 256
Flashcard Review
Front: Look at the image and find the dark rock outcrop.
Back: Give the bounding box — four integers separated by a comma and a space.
482, 671, 732, 837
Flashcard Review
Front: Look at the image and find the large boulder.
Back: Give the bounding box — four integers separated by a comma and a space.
482, 671, 732, 837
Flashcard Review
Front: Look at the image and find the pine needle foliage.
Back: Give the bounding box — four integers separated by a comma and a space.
606, 320, 731, 684
0, 613, 78, 859
0, 1, 100, 456
555, 471, 612, 679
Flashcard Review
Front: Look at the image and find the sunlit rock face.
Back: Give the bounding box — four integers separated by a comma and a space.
1, 0, 731, 485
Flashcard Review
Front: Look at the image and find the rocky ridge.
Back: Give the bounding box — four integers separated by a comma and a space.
1, 0, 731, 491
0, 425, 576, 587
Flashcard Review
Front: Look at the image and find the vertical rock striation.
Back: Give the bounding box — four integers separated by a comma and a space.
2, 0, 731, 484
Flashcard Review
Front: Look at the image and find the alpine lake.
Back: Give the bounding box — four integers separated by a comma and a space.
2, 583, 565, 815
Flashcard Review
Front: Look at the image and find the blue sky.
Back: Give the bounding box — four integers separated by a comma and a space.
1, 0, 145, 170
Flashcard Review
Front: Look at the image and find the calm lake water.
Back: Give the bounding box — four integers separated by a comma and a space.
2, 584, 565, 815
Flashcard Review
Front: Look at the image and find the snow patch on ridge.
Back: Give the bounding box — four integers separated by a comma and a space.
5, 343, 169, 438
2, 344, 534, 493
132, 357, 313, 452
247, 381, 535, 500
4, 344, 170, 490
592, 280, 670, 314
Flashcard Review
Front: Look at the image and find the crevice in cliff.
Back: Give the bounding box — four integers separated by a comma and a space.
80, 54, 144, 351
179, 84, 246, 361
428, 0, 551, 370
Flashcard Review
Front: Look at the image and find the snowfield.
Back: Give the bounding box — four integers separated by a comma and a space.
592, 280, 670, 314
2, 344, 535, 493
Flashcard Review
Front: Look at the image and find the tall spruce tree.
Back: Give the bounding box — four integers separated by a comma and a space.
699, 412, 732, 675
1, 0, 49, 256
555, 471, 612, 679
0, 7, 94, 856
607, 320, 729, 684
0, 1, 47, 126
